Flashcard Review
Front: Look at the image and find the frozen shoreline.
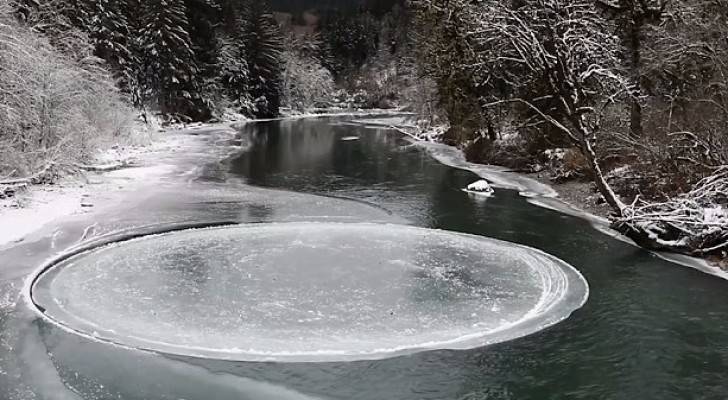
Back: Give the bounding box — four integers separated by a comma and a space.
0, 122, 238, 249
384, 123, 728, 281
347, 115, 728, 281
0, 110, 400, 249
3, 112, 726, 282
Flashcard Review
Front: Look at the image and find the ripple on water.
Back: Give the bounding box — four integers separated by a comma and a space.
30, 223, 588, 362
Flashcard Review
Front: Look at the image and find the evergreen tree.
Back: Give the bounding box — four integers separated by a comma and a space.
184, 0, 221, 101
15, 0, 94, 56
12, 0, 40, 22
319, 10, 379, 79
244, 3, 283, 118
141, 0, 210, 120
597, 0, 667, 138
87, 0, 134, 88
120, 0, 147, 109
217, 5, 252, 114
63, 0, 92, 30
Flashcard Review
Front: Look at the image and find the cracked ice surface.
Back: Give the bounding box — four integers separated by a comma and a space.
31, 222, 588, 362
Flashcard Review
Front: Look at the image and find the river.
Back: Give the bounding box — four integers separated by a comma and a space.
1, 116, 727, 400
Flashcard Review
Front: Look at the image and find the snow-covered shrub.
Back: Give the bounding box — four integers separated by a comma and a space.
282, 52, 334, 111
280, 33, 335, 112
330, 89, 370, 109
0, 2, 134, 178
540, 148, 589, 182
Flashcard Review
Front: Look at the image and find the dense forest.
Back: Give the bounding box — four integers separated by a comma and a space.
0, 0, 407, 177
1, 0, 727, 258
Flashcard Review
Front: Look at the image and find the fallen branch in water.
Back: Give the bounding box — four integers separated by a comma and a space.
0, 164, 58, 199
74, 160, 136, 172
612, 166, 728, 256
389, 125, 420, 141
0, 163, 58, 186
0, 160, 137, 200
0, 182, 27, 199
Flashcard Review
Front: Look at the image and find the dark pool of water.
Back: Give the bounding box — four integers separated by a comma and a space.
2, 117, 728, 400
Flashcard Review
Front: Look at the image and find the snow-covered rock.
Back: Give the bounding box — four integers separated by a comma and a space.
544, 148, 567, 162
464, 180, 495, 196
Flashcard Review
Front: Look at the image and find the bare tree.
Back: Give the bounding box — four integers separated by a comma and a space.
610, 0, 728, 255
465, 0, 629, 213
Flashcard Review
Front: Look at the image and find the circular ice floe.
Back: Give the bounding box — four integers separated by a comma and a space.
30, 223, 588, 362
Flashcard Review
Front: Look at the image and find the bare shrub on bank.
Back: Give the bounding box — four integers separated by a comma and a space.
0, 0, 133, 180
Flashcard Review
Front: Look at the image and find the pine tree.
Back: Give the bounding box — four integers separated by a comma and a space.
87, 0, 134, 88
120, 0, 147, 109
140, 0, 210, 120
184, 0, 221, 104
63, 0, 92, 31
216, 5, 252, 113
319, 10, 379, 78
596, 0, 667, 138
244, 4, 284, 118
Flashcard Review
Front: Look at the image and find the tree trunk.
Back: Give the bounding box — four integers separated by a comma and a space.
576, 121, 626, 216
628, 18, 643, 138
486, 114, 497, 141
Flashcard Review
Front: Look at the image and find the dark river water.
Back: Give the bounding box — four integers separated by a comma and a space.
2, 116, 728, 400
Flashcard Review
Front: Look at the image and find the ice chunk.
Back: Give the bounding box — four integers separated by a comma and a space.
30, 222, 588, 362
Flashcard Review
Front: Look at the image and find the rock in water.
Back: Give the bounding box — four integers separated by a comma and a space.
465, 180, 494, 195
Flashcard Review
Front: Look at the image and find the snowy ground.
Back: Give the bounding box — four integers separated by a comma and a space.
0, 110, 399, 249
0, 122, 238, 249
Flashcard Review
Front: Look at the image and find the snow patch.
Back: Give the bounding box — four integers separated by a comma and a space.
0, 122, 236, 248
703, 206, 728, 225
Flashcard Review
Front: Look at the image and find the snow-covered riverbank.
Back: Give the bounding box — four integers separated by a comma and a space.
0, 122, 239, 249
0, 110, 402, 249
350, 116, 728, 281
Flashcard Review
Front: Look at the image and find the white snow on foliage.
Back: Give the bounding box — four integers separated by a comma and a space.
543, 148, 566, 161
703, 206, 728, 225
